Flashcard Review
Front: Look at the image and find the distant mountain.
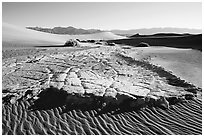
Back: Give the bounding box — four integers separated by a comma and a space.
129, 33, 192, 38
26, 26, 201, 36
26, 26, 103, 35
111, 28, 202, 36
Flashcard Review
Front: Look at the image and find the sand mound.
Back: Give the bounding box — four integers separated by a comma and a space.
137, 42, 150, 47
64, 39, 80, 47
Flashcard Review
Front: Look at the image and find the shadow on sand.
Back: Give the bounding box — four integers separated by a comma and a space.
26, 86, 189, 117
27, 87, 67, 111
2, 86, 195, 117
26, 87, 151, 116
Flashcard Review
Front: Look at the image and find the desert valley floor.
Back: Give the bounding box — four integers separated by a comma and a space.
2, 43, 202, 135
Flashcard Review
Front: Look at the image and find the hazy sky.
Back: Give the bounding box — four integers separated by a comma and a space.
2, 2, 202, 30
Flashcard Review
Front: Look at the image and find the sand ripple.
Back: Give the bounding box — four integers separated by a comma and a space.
2, 99, 202, 135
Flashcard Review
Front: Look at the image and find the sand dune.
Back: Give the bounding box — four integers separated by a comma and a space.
2, 22, 126, 47
128, 47, 202, 88
2, 22, 68, 46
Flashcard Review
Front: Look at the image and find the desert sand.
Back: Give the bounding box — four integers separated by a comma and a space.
128, 46, 202, 88
2, 23, 202, 135
2, 44, 202, 135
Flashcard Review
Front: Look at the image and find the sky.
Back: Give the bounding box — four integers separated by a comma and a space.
2, 2, 202, 30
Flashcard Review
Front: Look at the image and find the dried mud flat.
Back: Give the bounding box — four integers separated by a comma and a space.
2, 46, 202, 135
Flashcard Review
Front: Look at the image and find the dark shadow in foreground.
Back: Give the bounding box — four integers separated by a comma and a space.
25, 86, 197, 117
28, 87, 67, 111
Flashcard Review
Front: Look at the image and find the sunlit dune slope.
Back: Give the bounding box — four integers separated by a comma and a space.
70, 31, 126, 40
2, 23, 68, 46
129, 47, 202, 88
2, 23, 126, 47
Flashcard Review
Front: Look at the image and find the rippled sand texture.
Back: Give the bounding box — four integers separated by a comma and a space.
2, 46, 202, 135
2, 99, 202, 135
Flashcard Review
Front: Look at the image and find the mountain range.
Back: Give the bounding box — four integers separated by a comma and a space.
26, 26, 103, 35
111, 28, 201, 36
26, 26, 201, 36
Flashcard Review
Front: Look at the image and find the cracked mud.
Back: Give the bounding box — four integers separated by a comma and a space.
2, 46, 200, 112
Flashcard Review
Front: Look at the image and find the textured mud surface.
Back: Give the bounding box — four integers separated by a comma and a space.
3, 46, 200, 108
2, 46, 202, 135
